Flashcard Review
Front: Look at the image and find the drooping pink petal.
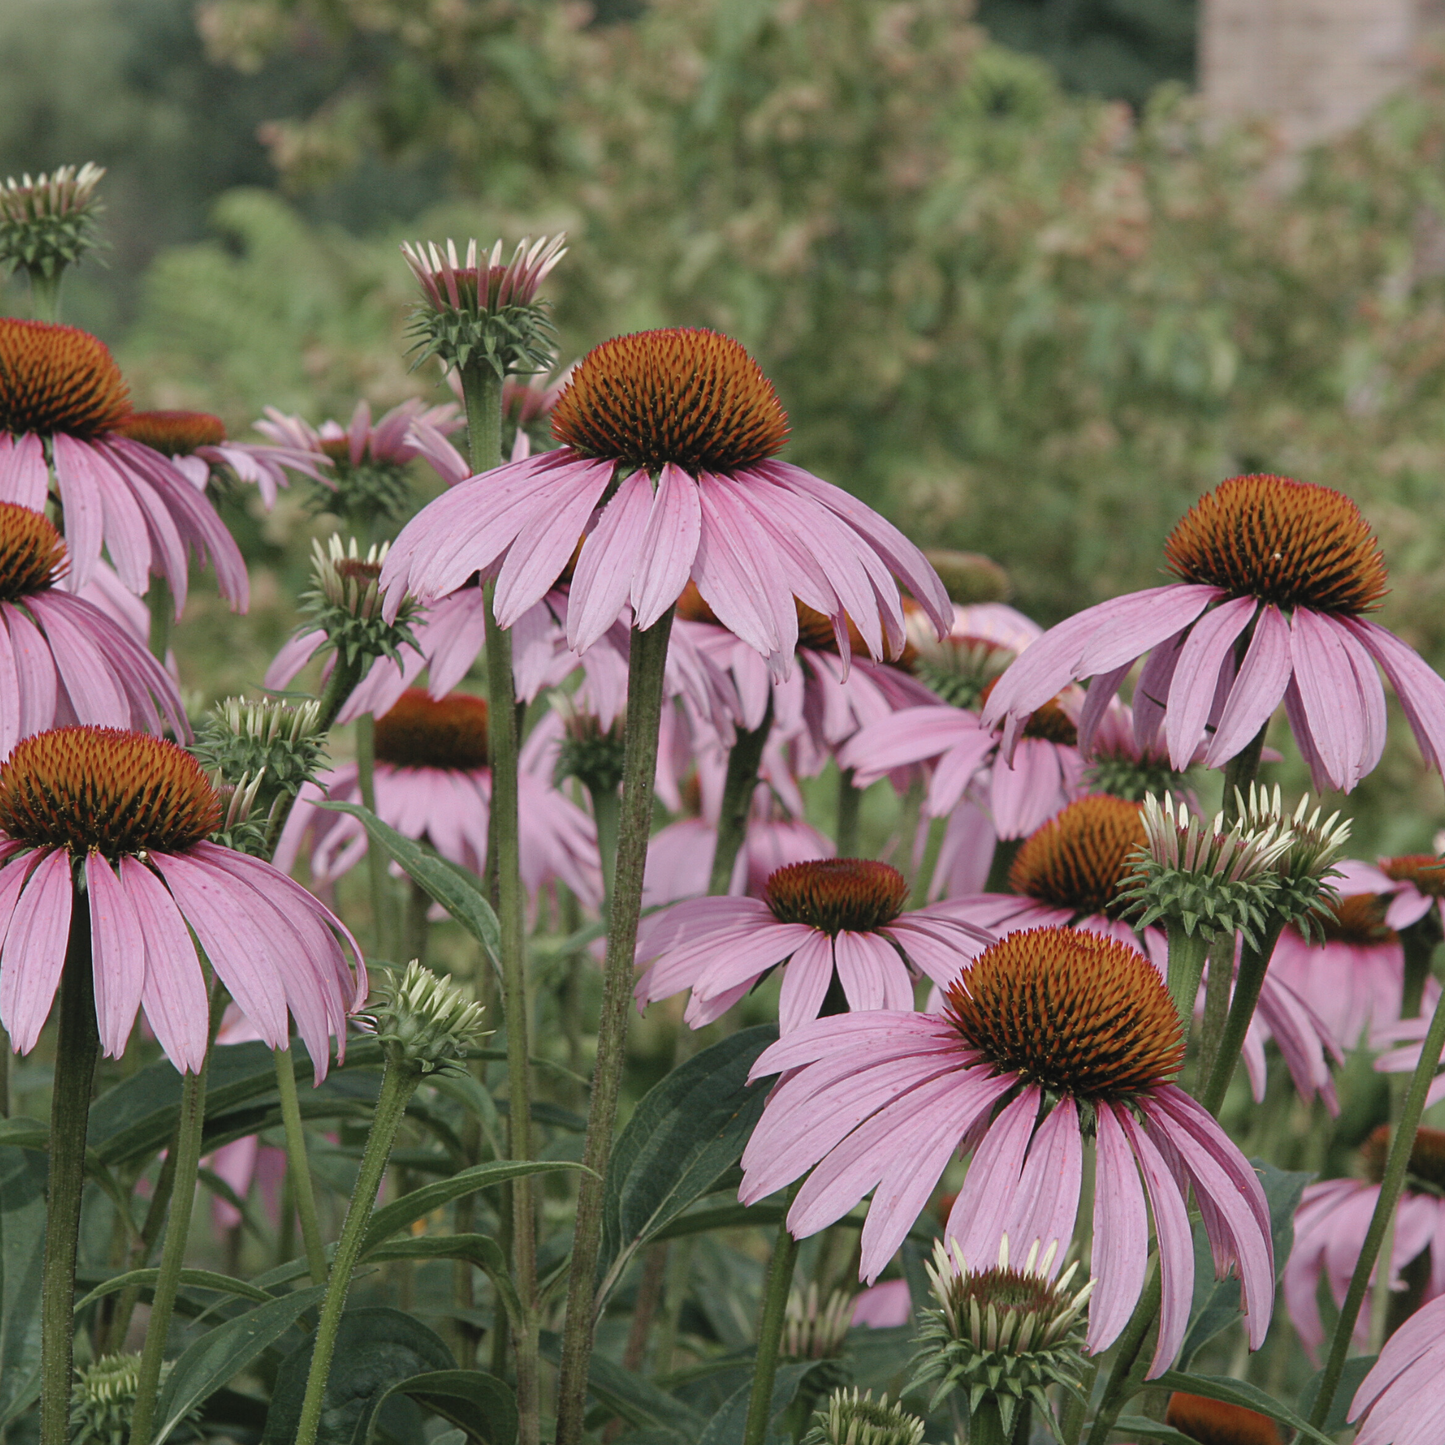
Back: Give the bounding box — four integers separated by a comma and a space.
86, 853, 146, 1059
1204, 603, 1293, 767
1133, 627, 1187, 753
264, 630, 328, 692
1087, 1102, 1149, 1353
49, 434, 107, 589
0, 611, 19, 760
24, 592, 127, 725
926, 726, 998, 818
0, 433, 49, 510
945, 1086, 1041, 1269
1346, 616, 1445, 774
1291, 608, 1373, 791
1000, 1096, 1082, 1274
1164, 595, 1257, 769
122, 856, 210, 1073
777, 932, 836, 1033
0, 849, 73, 1054
632, 463, 703, 632
988, 737, 1072, 838
1078, 663, 1133, 756
566, 470, 653, 653
6, 606, 57, 741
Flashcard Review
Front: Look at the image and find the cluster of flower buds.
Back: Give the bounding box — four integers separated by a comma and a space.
1121, 786, 1350, 945
301, 535, 420, 671
0, 163, 105, 287
402, 234, 566, 378
356, 960, 490, 1076
801, 1390, 925, 1445
910, 1237, 1091, 1444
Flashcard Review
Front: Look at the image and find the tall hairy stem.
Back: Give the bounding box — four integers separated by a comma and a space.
274, 1048, 328, 1287
555, 611, 675, 1445
709, 699, 773, 895
740, 1189, 800, 1445
38, 908, 98, 1445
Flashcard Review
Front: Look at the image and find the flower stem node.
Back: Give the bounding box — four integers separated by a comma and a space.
910, 1238, 1092, 1443
1119, 793, 1292, 947
800, 1390, 925, 1445
302, 535, 421, 670
0, 164, 105, 288
402, 234, 565, 378
357, 960, 489, 1076
71, 1352, 195, 1445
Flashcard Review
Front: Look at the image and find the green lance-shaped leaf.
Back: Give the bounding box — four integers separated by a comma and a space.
0, 1145, 48, 1425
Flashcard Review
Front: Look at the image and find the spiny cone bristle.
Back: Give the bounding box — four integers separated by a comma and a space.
551, 328, 789, 474
1008, 795, 1145, 916
946, 926, 1185, 1098
117, 409, 225, 455
0, 501, 66, 600
0, 317, 130, 438
1163, 474, 1387, 616
765, 858, 909, 935
0, 727, 221, 857
374, 690, 489, 773
1382, 853, 1445, 898
1317, 892, 1396, 947
1164, 1391, 1283, 1445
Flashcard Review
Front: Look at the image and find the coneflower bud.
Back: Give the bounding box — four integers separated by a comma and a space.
1237, 783, 1351, 939
550, 692, 626, 797
356, 960, 489, 1076
300, 535, 421, 669
801, 1390, 925, 1445
71, 1353, 195, 1445
782, 1284, 857, 1362
1119, 793, 1292, 949
0, 163, 105, 294
910, 1237, 1091, 1444
402, 234, 565, 377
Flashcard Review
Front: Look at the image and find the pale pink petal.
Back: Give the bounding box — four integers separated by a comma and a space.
1164, 596, 1256, 769
0, 849, 73, 1053
86, 853, 146, 1059
988, 737, 1071, 838
1347, 617, 1445, 773
1001, 1096, 1081, 1274
49, 434, 107, 588
1204, 603, 1293, 767
6, 606, 58, 740
777, 932, 836, 1033
264, 630, 328, 691
0, 611, 19, 759
1291, 608, 1371, 791
632, 462, 703, 631
566, 470, 653, 653
1087, 1102, 1149, 1353
851, 1279, 911, 1328
926, 727, 998, 818
1133, 628, 1187, 753
945, 1086, 1041, 1269
122, 856, 210, 1073
691, 475, 793, 660
0, 433, 49, 510
23, 593, 127, 725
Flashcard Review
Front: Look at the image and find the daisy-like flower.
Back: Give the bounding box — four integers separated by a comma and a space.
982, 474, 1445, 794
0, 318, 247, 610
738, 926, 1275, 1376
116, 408, 331, 508
635, 858, 992, 1031
378, 328, 951, 667
1284, 1125, 1445, 1361
0, 502, 186, 753
1374, 853, 1445, 933
0, 727, 364, 1073
1349, 1288, 1445, 1444
274, 689, 601, 908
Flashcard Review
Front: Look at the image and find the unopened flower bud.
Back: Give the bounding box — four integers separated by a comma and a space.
301, 535, 421, 669
357, 961, 489, 1075
783, 1283, 857, 1362
551, 692, 626, 796
1237, 783, 1351, 938
0, 163, 105, 285
72, 1353, 194, 1445
801, 1390, 925, 1445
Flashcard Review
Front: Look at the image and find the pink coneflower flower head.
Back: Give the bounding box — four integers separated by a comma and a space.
1350, 1288, 1445, 1443
0, 727, 364, 1074
739, 926, 1274, 1375
983, 474, 1445, 794
1284, 1125, 1445, 1361
0, 502, 186, 752
379, 328, 951, 667
1165, 1394, 1281, 1445
0, 320, 247, 612
635, 857, 991, 1031
902, 600, 1042, 710
1376, 853, 1445, 932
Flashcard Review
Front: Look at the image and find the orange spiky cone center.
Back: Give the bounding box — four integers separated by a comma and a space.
0, 727, 221, 858
374, 690, 489, 772
1008, 795, 1145, 917
0, 502, 66, 601
1382, 854, 1445, 899
1318, 892, 1397, 947
0, 318, 131, 439
1362, 1123, 1445, 1189
945, 926, 1184, 1099
551, 328, 789, 474
1164, 474, 1387, 615
116, 409, 225, 455
765, 859, 908, 934
1164, 1392, 1282, 1445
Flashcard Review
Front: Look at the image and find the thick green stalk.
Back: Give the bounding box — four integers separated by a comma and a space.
101, 1147, 177, 1353
1199, 919, 1287, 1115
355, 713, 392, 958
147, 578, 172, 666
39, 907, 99, 1445
294, 1059, 422, 1445
27, 267, 63, 322
965, 1399, 1010, 1445
1220, 722, 1268, 829
555, 610, 675, 1445
1085, 1265, 1161, 1444
1163, 921, 1210, 1032
592, 785, 620, 919
274, 1048, 328, 1286
910, 815, 947, 910
1193, 934, 1236, 1095
1308, 982, 1445, 1429
129, 1051, 212, 1445
709, 701, 774, 895
741, 1201, 800, 1445
835, 766, 861, 857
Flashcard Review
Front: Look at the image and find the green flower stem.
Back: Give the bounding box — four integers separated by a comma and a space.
592, 784, 620, 920
909, 814, 946, 911
274, 1048, 328, 1287
741, 1192, 800, 1445
1084, 1263, 1161, 1445
460, 358, 543, 1445
129, 1036, 215, 1445
294, 1058, 423, 1445
1163, 921, 1210, 1032
39, 906, 99, 1445
403, 878, 431, 966
1193, 933, 1236, 1096
709, 699, 774, 896
101, 1146, 177, 1353
27, 266, 63, 322
984, 837, 1022, 895
146, 578, 172, 666
1309, 982, 1445, 1429
356, 713, 392, 958
1199, 919, 1287, 1116
965, 1398, 1009, 1445
1220, 722, 1268, 829
555, 609, 675, 1445
835, 766, 861, 857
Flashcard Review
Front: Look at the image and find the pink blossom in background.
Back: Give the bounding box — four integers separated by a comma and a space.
635, 857, 991, 1031
983, 474, 1445, 795
1350, 1290, 1445, 1443
0, 728, 363, 1074
739, 927, 1273, 1377
850, 1278, 911, 1329
380, 328, 950, 671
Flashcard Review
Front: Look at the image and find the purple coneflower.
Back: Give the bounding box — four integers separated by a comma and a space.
275, 689, 601, 908
738, 926, 1275, 1376
379, 328, 950, 666
635, 857, 992, 1032
0, 502, 186, 753
0, 319, 246, 610
1350, 1287, 1445, 1443
0, 726, 364, 1073
982, 474, 1445, 794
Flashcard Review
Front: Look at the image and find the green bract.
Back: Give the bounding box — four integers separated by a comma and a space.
358, 961, 490, 1076
801, 1390, 925, 1445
